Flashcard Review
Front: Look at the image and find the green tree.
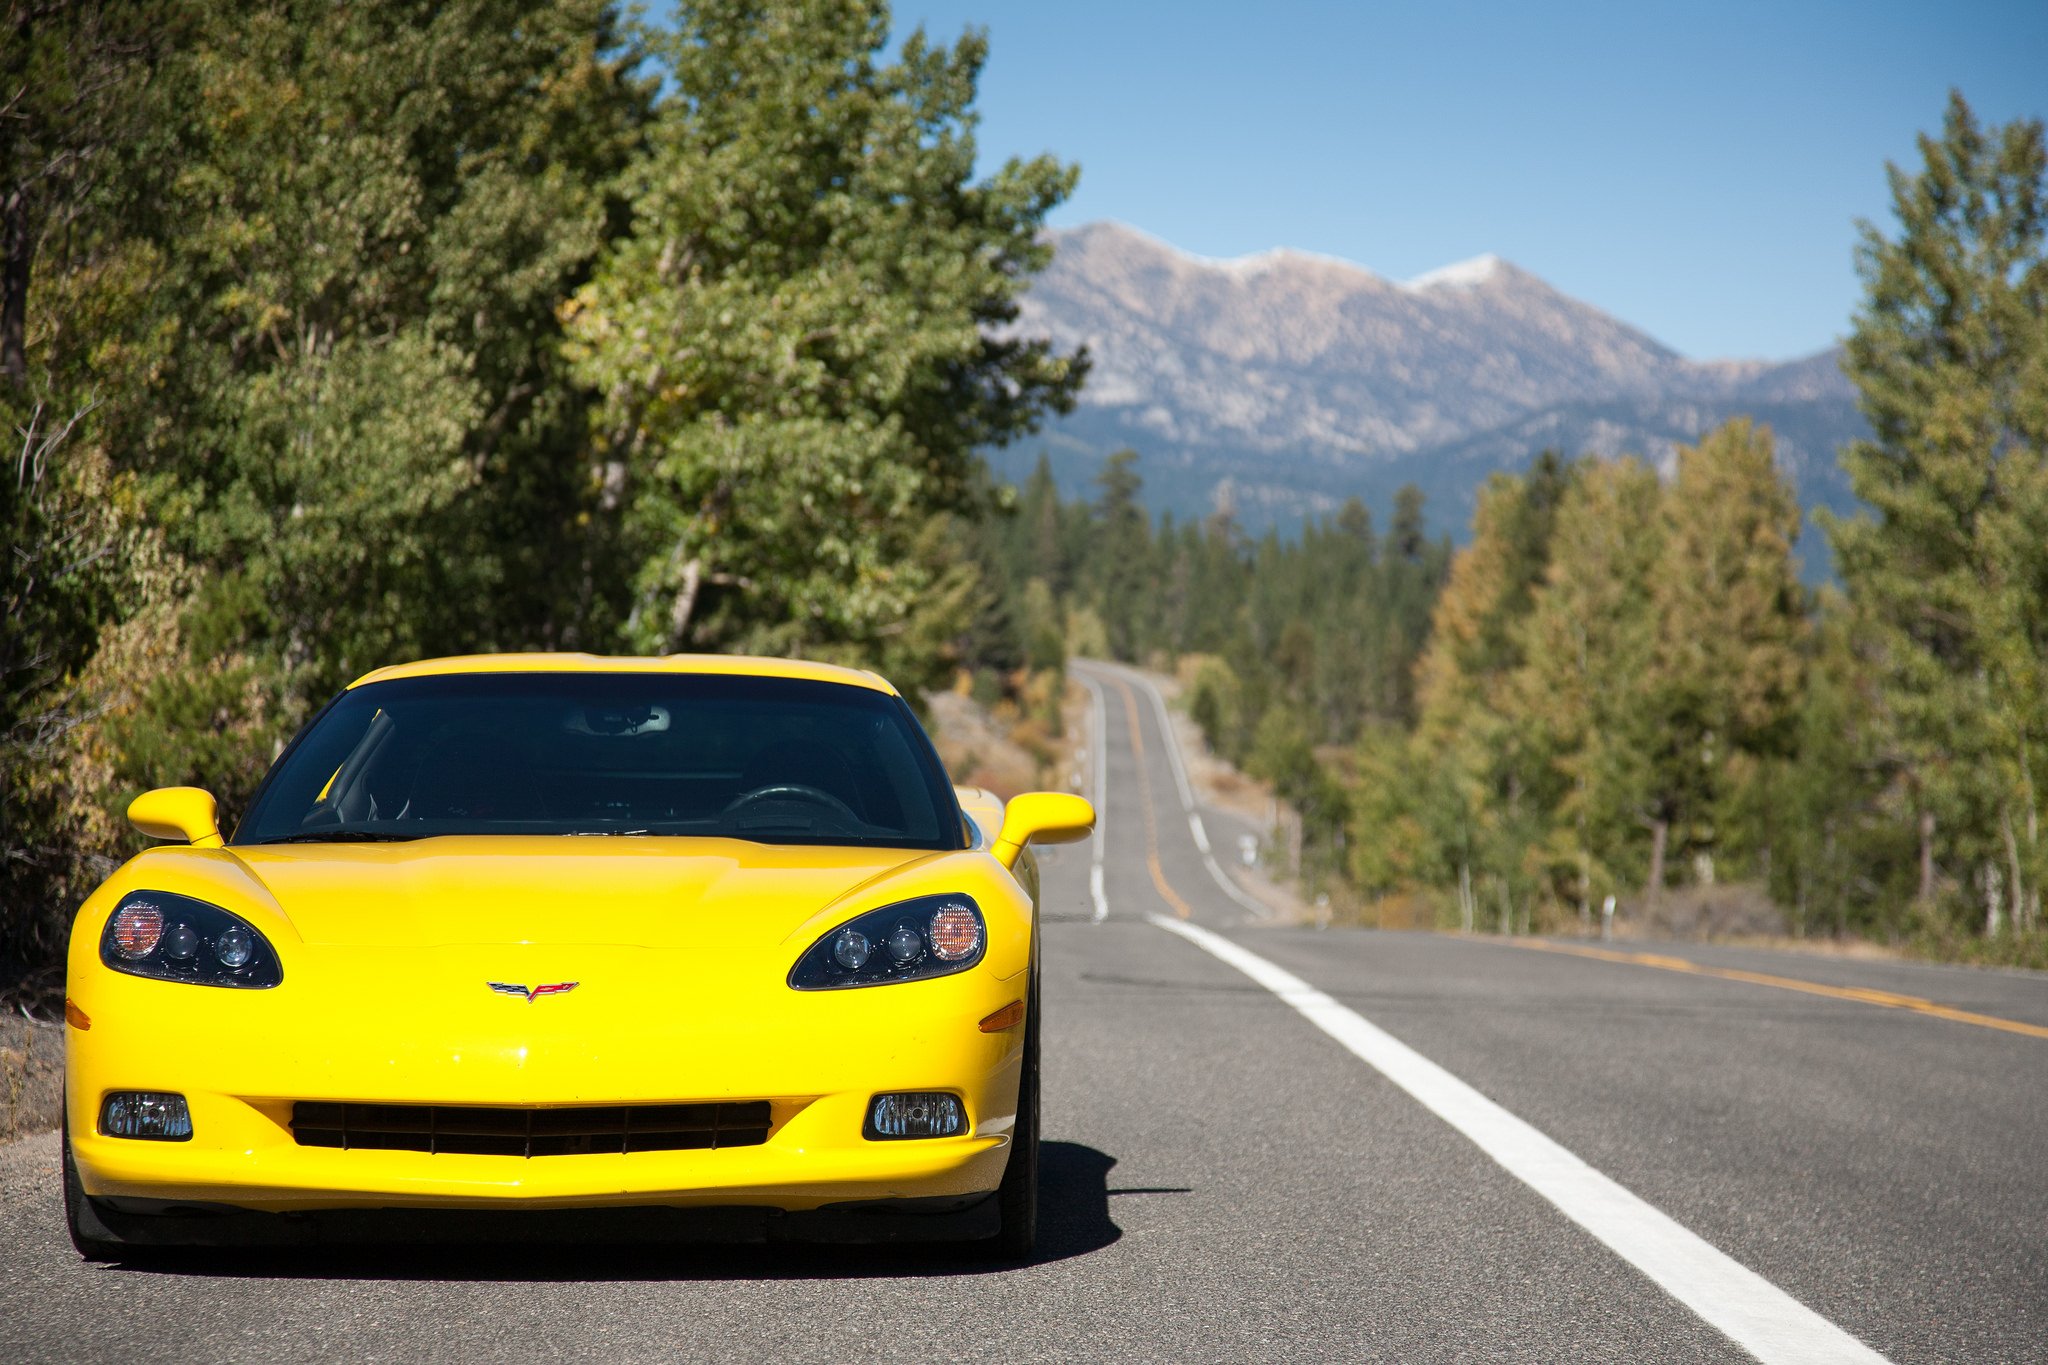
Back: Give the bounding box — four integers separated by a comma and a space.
1, 0, 196, 988
4, 0, 656, 993
1643, 420, 1809, 895
1825, 91, 2048, 934
149, 0, 651, 686
1087, 449, 1150, 657
1508, 457, 1661, 918
563, 0, 1084, 693
1766, 599, 1897, 938
1411, 459, 1574, 928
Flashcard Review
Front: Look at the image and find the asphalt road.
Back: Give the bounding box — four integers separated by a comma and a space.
3, 661, 2044, 1363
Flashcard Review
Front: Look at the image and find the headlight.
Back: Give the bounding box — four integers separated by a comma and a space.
789, 895, 986, 990
99, 891, 283, 989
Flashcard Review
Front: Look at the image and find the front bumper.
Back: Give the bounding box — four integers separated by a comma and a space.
71, 1092, 1011, 1214
67, 944, 1025, 1221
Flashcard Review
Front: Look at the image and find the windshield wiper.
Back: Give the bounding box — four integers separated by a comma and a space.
565, 828, 652, 837
256, 830, 422, 844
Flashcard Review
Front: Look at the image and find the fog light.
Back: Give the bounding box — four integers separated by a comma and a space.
866, 1091, 965, 1140
99, 1091, 193, 1141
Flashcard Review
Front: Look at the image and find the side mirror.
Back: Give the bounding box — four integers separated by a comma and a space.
992, 791, 1095, 869
128, 787, 225, 849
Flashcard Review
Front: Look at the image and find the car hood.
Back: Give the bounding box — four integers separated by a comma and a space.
224, 836, 941, 950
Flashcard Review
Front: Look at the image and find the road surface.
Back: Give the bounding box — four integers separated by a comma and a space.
2, 659, 2043, 1362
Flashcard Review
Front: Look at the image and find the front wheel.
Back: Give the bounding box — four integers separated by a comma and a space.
982, 984, 1039, 1261
62, 1119, 122, 1262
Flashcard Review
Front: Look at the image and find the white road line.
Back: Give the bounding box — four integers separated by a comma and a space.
1082, 673, 1110, 923
1148, 914, 1892, 1365
1096, 660, 1273, 920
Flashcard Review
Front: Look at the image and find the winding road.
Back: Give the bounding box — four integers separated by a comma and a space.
2, 659, 2044, 1362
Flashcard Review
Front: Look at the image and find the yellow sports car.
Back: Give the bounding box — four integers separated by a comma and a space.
62, 653, 1092, 1258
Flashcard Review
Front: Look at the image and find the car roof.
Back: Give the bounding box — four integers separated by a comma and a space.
347, 653, 898, 696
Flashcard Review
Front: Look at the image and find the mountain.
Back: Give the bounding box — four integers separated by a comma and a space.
995, 221, 1865, 559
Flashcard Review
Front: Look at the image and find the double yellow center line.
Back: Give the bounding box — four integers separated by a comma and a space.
1510, 938, 2048, 1041
1110, 676, 1193, 919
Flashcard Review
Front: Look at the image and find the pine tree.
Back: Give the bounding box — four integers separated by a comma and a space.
1412, 460, 1573, 930
1643, 420, 1809, 894
1508, 457, 1662, 916
1767, 597, 1896, 937
1826, 91, 2048, 932
1089, 449, 1150, 658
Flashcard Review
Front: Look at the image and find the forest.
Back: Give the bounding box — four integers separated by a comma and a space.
991, 93, 2048, 967
3, 0, 2044, 1001
0, 0, 1084, 997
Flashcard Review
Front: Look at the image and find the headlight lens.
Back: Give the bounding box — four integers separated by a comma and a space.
98, 891, 283, 989
832, 927, 871, 971
789, 895, 987, 990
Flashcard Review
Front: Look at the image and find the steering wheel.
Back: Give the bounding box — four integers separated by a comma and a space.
722, 783, 863, 826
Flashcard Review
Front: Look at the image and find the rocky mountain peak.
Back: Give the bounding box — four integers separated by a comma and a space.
996, 221, 1863, 544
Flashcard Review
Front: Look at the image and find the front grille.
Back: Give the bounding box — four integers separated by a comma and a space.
291, 1100, 772, 1157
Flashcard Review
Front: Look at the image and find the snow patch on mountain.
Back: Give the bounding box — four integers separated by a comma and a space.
1405, 253, 1508, 290
1136, 227, 1385, 283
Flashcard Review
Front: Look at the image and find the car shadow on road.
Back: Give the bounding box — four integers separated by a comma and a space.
106, 1141, 1126, 1282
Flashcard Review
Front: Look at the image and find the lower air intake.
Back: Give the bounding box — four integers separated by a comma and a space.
291, 1100, 772, 1157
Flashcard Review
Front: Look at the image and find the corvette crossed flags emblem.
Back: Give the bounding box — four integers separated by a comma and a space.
487, 981, 579, 1003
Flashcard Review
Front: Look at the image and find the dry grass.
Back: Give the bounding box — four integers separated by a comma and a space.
926, 673, 1084, 802
1, 1010, 63, 1142
1634, 882, 1789, 940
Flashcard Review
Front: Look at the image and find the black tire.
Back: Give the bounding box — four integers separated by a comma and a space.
62, 1118, 123, 1262
983, 978, 1040, 1261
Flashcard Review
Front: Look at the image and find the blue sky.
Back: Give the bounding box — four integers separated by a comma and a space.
895, 0, 2048, 361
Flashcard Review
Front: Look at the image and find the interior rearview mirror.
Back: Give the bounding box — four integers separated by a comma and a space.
992, 791, 1096, 869
127, 787, 225, 849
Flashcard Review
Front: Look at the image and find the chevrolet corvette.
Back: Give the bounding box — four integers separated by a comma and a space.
62, 653, 1093, 1258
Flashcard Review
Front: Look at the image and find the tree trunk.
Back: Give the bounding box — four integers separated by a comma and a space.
1999, 805, 2025, 939
665, 556, 703, 650
0, 0, 28, 389
1578, 846, 1591, 934
1645, 818, 1669, 905
1825, 821, 1842, 938
1, 186, 28, 388
1917, 808, 1937, 903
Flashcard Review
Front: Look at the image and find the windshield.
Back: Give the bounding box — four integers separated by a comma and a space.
237, 672, 963, 850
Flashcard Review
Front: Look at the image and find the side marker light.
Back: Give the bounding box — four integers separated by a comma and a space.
978, 1000, 1025, 1033
64, 997, 90, 1031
